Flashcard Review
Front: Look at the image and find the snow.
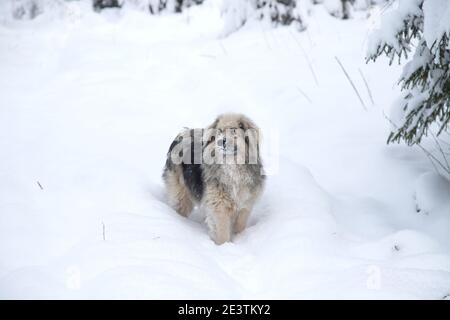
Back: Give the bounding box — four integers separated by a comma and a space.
423, 0, 450, 47
414, 172, 450, 244
220, 0, 253, 36
367, 0, 423, 58
323, 0, 346, 18
367, 0, 450, 59
366, 0, 450, 148
1, 0, 450, 299
221, 0, 310, 35
416, 172, 450, 214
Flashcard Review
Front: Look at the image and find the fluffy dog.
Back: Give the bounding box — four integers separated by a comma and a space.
163, 113, 265, 244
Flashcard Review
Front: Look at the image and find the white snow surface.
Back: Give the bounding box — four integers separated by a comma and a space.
422, 0, 450, 47
1, 1, 450, 299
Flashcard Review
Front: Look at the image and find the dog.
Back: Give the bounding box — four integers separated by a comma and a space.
162, 113, 265, 244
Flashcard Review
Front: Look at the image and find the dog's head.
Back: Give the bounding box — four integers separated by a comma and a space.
203, 113, 260, 164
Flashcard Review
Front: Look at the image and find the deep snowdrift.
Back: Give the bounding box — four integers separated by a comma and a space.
0, 1, 449, 299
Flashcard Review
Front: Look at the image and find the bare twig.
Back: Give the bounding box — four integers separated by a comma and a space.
259, 21, 272, 50
358, 68, 375, 106
102, 221, 106, 241
384, 112, 450, 176
430, 131, 450, 170
335, 56, 367, 111
420, 146, 440, 175
37, 181, 43, 190
381, 0, 396, 14
219, 40, 228, 56
305, 29, 314, 48
289, 30, 319, 86
438, 137, 450, 147
297, 87, 313, 104
416, 143, 450, 176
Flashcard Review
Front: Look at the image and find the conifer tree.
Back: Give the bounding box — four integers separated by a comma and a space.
367, 0, 450, 145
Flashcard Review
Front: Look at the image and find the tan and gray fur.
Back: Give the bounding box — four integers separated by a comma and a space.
163, 113, 265, 245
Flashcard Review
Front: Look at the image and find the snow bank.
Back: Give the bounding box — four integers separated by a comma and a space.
415, 172, 450, 215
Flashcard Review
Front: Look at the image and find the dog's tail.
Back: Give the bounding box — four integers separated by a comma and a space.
163, 129, 204, 215
163, 129, 186, 175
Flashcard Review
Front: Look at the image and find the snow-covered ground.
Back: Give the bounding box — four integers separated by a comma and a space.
1, 1, 450, 299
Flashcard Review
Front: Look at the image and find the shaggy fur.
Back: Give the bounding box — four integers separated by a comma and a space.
162, 113, 265, 244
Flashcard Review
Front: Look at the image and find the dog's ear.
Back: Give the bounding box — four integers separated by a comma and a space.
241, 117, 260, 140
239, 115, 256, 130
242, 117, 261, 161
